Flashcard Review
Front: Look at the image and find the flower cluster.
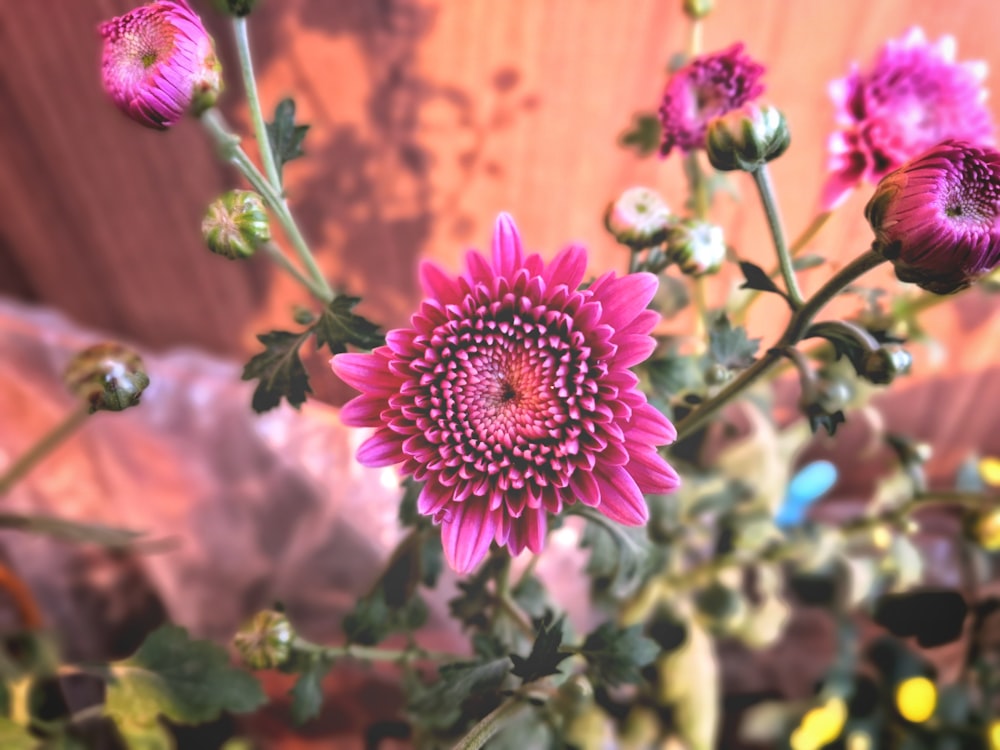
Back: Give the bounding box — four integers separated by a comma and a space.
333, 214, 680, 572
658, 43, 766, 157
823, 28, 994, 209
99, 0, 222, 130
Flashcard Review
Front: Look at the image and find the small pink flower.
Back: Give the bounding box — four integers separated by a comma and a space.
822, 28, 994, 210
865, 140, 1000, 294
332, 214, 680, 573
658, 43, 766, 158
99, 0, 222, 130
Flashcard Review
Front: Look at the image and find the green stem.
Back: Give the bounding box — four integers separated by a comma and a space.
675, 249, 887, 442
451, 695, 534, 750
0, 404, 91, 496
232, 17, 282, 191
752, 165, 804, 309
294, 637, 459, 664
261, 241, 330, 300
499, 592, 536, 638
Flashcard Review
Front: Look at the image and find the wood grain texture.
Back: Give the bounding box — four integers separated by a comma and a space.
1, 0, 998, 372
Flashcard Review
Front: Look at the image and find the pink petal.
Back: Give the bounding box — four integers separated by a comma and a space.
464, 249, 495, 285
440, 499, 498, 573
419, 261, 464, 305
594, 463, 648, 525
612, 333, 657, 368
357, 429, 406, 467
629, 402, 678, 445
627, 447, 682, 494
506, 509, 547, 556
331, 352, 399, 392
417, 476, 451, 515
492, 212, 524, 277
543, 244, 588, 291
338, 395, 386, 427
819, 169, 859, 212
592, 273, 658, 330
569, 468, 601, 507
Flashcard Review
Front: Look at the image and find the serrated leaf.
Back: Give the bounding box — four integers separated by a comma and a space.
618, 113, 661, 157
707, 315, 760, 370
510, 613, 571, 683
311, 296, 384, 355
408, 658, 511, 731
579, 623, 658, 687
0, 718, 35, 750
807, 409, 845, 436
737, 261, 788, 302
241, 330, 312, 412
266, 98, 310, 183
105, 626, 266, 727
289, 659, 331, 725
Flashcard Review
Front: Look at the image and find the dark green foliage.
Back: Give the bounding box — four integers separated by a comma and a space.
266, 98, 310, 183
510, 613, 571, 683
311, 296, 385, 355
578, 623, 659, 687
242, 330, 312, 412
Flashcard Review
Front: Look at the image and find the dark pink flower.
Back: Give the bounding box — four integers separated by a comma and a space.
332, 214, 680, 573
823, 28, 994, 210
99, 0, 222, 130
865, 140, 1000, 294
658, 43, 766, 158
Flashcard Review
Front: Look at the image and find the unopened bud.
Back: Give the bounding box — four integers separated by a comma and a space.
706, 104, 790, 172
605, 187, 672, 249
202, 190, 271, 259
683, 0, 714, 20
63, 343, 150, 413
859, 346, 912, 385
211, 0, 260, 16
233, 609, 294, 670
666, 219, 726, 276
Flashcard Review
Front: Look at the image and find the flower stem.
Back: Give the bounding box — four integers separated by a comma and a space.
261, 241, 330, 300
232, 17, 282, 192
674, 249, 886, 441
752, 165, 804, 309
0, 404, 91, 496
451, 695, 534, 750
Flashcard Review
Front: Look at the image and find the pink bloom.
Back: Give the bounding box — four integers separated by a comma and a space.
99, 0, 222, 130
822, 28, 994, 210
865, 140, 1000, 294
658, 43, 766, 158
332, 214, 680, 573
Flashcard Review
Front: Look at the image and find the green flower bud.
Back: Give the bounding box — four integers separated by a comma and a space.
683, 0, 714, 20
233, 609, 294, 670
706, 104, 790, 172
604, 186, 672, 249
202, 190, 271, 260
63, 343, 150, 413
665, 218, 726, 276
859, 346, 912, 385
211, 0, 260, 16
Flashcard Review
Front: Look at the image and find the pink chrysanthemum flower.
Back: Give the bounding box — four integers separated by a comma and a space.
332, 214, 680, 573
658, 43, 766, 158
99, 0, 222, 130
822, 28, 994, 210
865, 140, 1000, 294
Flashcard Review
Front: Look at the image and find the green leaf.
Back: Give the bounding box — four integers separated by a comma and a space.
509, 613, 571, 683
707, 315, 760, 371
289, 659, 331, 725
407, 658, 511, 731
114, 720, 174, 750
241, 330, 312, 412
792, 253, 825, 271
266, 98, 310, 183
511, 576, 548, 620
807, 409, 845, 436
447, 556, 505, 631
618, 113, 661, 157
105, 626, 266, 727
646, 353, 703, 398
578, 623, 659, 687
342, 588, 428, 646
737, 261, 788, 302
0, 718, 35, 750
311, 296, 384, 355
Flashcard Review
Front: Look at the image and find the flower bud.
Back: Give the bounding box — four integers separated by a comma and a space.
233, 609, 294, 670
211, 0, 260, 16
99, 0, 223, 130
683, 0, 714, 20
63, 344, 150, 413
706, 104, 790, 172
202, 190, 271, 259
858, 346, 912, 385
604, 187, 672, 249
865, 140, 1000, 294
665, 219, 726, 276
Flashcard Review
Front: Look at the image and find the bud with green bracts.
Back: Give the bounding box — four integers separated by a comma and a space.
859, 346, 912, 385
211, 0, 259, 16
706, 104, 790, 172
665, 218, 726, 276
604, 186, 673, 250
202, 190, 271, 260
233, 609, 294, 670
63, 343, 150, 413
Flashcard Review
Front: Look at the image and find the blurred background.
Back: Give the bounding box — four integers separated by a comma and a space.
2, 0, 1000, 747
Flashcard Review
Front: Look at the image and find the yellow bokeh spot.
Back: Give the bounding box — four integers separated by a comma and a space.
790, 698, 847, 750
980, 457, 1000, 487
975, 510, 1000, 551
988, 719, 1000, 749
896, 676, 936, 723
846, 731, 872, 750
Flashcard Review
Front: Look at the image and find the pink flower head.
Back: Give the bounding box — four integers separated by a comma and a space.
332, 214, 680, 573
822, 28, 994, 210
99, 0, 222, 130
658, 43, 766, 158
865, 140, 1000, 294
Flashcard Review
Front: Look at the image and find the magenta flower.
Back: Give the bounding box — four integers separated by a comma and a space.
332, 214, 680, 573
865, 140, 1000, 294
658, 43, 766, 158
99, 0, 222, 130
822, 28, 994, 210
